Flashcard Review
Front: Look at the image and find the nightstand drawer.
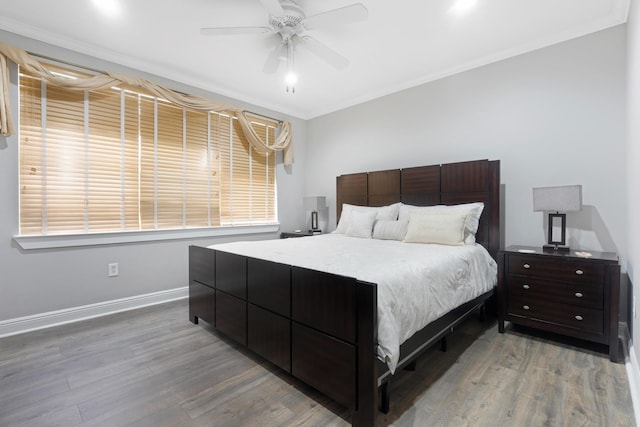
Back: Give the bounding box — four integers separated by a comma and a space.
508, 294, 603, 333
507, 275, 603, 309
508, 254, 604, 284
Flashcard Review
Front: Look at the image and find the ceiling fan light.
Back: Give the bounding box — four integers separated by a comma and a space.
285, 72, 298, 93
285, 71, 298, 85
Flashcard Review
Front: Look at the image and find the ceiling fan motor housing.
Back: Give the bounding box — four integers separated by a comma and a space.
270, 0, 306, 40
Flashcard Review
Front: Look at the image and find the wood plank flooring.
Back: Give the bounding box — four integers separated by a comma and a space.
0, 299, 634, 426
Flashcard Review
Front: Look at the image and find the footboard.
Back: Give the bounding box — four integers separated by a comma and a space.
189, 245, 378, 426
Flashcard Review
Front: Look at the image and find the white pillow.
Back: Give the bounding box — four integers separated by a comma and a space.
403, 212, 467, 246
345, 210, 377, 238
334, 203, 400, 234
372, 220, 409, 241
398, 202, 484, 244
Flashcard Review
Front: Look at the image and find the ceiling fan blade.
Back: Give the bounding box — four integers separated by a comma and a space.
259, 0, 284, 16
303, 3, 368, 29
263, 42, 286, 73
200, 26, 272, 36
301, 36, 349, 69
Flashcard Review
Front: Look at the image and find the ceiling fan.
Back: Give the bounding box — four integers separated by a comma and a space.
200, 0, 368, 92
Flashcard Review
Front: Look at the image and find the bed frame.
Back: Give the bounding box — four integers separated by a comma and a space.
189, 159, 500, 426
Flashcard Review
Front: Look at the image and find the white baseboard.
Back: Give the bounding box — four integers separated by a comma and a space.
627, 343, 640, 427
0, 286, 188, 338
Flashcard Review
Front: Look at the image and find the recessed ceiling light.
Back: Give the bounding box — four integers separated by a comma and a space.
449, 0, 478, 16
92, 0, 121, 17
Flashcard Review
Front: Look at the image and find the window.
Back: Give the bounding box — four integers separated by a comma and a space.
18, 65, 278, 236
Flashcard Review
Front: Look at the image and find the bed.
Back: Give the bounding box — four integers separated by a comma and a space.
188, 159, 501, 426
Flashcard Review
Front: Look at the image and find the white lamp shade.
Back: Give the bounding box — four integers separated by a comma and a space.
303, 196, 326, 211
532, 185, 582, 212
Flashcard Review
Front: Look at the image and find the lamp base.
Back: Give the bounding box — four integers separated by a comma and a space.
543, 244, 570, 253
309, 229, 322, 234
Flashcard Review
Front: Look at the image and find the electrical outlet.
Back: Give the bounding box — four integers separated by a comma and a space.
108, 263, 119, 277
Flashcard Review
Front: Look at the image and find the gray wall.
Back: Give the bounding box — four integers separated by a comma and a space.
306, 26, 627, 264
0, 30, 309, 321
627, 2, 640, 357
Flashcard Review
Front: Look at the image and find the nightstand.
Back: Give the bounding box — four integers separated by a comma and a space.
498, 245, 620, 362
280, 230, 314, 239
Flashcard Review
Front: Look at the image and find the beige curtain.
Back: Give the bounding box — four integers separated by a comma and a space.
0, 42, 293, 165
237, 111, 293, 166
0, 51, 15, 136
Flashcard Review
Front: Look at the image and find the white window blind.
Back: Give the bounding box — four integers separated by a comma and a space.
18, 65, 278, 236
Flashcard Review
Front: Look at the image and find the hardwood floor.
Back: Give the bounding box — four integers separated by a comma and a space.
0, 299, 634, 426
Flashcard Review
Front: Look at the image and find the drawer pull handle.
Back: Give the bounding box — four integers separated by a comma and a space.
575, 315, 583, 321
575, 292, 583, 298
523, 305, 530, 310
523, 263, 531, 269
523, 284, 530, 290
575, 269, 584, 275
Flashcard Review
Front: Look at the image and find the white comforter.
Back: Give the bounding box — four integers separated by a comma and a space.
209, 234, 497, 373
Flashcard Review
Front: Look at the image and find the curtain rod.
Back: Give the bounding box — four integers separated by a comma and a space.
27, 51, 284, 125
244, 110, 284, 124
29, 51, 106, 75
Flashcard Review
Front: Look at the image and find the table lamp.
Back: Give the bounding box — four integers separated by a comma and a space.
303, 196, 326, 233
533, 185, 582, 252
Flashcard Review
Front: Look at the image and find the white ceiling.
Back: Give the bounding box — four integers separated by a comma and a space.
0, 0, 630, 119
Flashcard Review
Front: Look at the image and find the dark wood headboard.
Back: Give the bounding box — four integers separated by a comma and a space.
336, 159, 501, 259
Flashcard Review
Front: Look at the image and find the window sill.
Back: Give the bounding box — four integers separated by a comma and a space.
13, 224, 281, 250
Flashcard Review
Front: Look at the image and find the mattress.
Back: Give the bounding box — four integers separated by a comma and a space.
210, 233, 497, 373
